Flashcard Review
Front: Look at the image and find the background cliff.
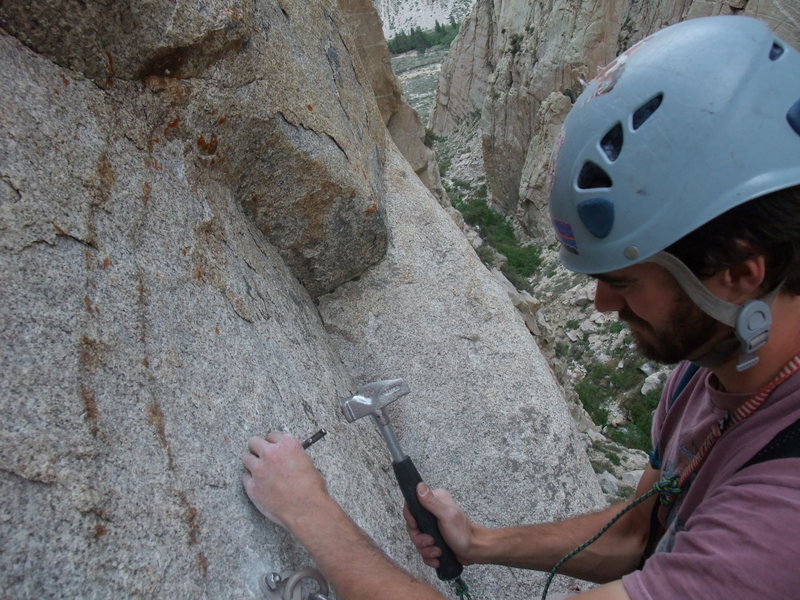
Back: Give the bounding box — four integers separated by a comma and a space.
374, 0, 476, 38
430, 0, 800, 238
0, 0, 603, 598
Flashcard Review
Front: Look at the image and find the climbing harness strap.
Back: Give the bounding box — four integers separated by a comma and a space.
542, 352, 800, 600
649, 362, 700, 470
738, 415, 800, 471
659, 352, 800, 505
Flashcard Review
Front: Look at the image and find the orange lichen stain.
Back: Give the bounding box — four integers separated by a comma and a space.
197, 133, 218, 155
81, 386, 101, 438
306, 104, 314, 111
79, 335, 104, 373
143, 357, 150, 368
52, 88, 60, 95
96, 152, 115, 192
93, 524, 108, 539
102, 257, 112, 268
214, 327, 220, 335
163, 117, 180, 136
178, 492, 201, 545
217, 116, 226, 124
142, 181, 152, 205
105, 50, 114, 87
197, 552, 208, 577
52, 223, 68, 236
181, 248, 187, 256
196, 269, 203, 281
144, 157, 163, 171
63, 77, 70, 86
81, 386, 99, 422
83, 296, 95, 313
364, 201, 378, 214
147, 402, 168, 447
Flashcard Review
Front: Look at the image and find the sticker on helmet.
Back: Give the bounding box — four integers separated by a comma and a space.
553, 219, 579, 254
592, 39, 648, 98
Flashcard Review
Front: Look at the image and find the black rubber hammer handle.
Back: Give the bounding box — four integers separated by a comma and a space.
393, 456, 463, 580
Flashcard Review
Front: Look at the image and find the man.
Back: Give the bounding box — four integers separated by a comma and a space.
242, 16, 800, 599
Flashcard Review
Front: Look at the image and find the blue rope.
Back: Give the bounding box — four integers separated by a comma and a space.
540, 476, 680, 600
451, 576, 473, 600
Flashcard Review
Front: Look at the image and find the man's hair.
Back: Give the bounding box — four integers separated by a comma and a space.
666, 185, 800, 295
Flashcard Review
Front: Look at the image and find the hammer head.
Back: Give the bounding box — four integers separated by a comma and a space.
339, 378, 410, 422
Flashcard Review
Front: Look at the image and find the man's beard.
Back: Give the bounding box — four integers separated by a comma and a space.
619, 295, 726, 365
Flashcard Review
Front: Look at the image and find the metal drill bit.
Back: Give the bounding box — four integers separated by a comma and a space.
301, 428, 328, 449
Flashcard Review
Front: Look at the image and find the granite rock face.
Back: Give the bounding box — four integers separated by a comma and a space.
2, 0, 389, 298
430, 0, 800, 237
1, 1, 603, 597
0, 14, 395, 596
318, 147, 602, 599
373, 0, 476, 38
427, 0, 497, 135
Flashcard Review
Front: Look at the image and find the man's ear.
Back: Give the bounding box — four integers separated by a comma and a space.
717, 254, 767, 302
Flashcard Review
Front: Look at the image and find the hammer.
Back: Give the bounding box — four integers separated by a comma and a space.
340, 378, 463, 581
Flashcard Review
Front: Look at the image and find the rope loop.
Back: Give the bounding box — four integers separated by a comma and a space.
451, 576, 473, 600
654, 475, 681, 505
540, 353, 800, 599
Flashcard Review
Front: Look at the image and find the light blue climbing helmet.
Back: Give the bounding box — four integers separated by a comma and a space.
549, 16, 800, 370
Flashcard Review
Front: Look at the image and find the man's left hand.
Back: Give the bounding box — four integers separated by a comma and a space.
241, 432, 328, 528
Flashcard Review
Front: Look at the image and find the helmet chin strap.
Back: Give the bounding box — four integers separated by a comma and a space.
647, 252, 777, 371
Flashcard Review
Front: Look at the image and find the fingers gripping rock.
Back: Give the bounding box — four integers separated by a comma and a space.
241, 433, 327, 529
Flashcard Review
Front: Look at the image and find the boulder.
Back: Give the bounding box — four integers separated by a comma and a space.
1, 0, 390, 298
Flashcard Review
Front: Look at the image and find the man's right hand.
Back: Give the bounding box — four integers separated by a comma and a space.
403, 483, 481, 568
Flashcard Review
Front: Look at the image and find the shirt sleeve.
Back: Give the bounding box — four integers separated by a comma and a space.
622, 458, 800, 600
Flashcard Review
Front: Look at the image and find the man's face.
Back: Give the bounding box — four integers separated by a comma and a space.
593, 263, 728, 364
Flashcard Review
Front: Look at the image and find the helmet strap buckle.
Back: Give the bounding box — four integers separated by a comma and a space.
734, 299, 772, 371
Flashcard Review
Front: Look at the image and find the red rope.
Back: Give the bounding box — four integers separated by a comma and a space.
676, 353, 800, 491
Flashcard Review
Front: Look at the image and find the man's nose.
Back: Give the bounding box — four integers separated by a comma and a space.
594, 280, 626, 313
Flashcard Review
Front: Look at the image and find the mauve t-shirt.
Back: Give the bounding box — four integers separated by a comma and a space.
622, 360, 800, 599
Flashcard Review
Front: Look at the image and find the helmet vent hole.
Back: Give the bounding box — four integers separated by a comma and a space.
769, 42, 785, 61
787, 98, 800, 136
600, 123, 623, 162
577, 161, 613, 190
632, 93, 663, 130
